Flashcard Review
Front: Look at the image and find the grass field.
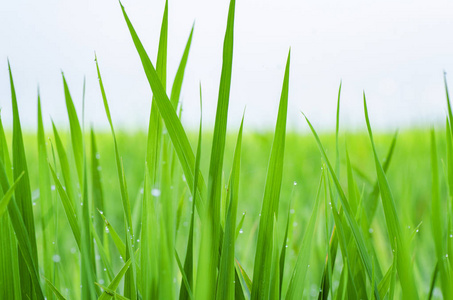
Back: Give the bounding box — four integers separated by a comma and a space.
1, 0, 453, 299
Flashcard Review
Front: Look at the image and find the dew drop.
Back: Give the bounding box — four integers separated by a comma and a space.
96, 153, 101, 159
239, 229, 243, 234
52, 254, 61, 263
151, 188, 161, 197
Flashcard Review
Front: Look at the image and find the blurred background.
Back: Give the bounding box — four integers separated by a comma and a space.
1, 0, 453, 132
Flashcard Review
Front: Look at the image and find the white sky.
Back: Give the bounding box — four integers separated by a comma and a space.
1, 0, 453, 132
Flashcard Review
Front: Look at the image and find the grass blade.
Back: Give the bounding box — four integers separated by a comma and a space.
251, 49, 290, 300
363, 93, 418, 299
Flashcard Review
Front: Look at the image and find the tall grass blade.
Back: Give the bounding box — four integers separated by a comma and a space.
363, 93, 418, 299
251, 49, 290, 300
286, 174, 323, 299
119, 1, 207, 210
303, 112, 380, 299
180, 85, 203, 300
216, 116, 243, 300
61, 73, 83, 185
9, 61, 40, 299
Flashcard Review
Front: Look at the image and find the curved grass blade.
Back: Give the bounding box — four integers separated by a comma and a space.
119, 1, 207, 212
9, 61, 40, 299
49, 165, 81, 249
170, 25, 194, 109
98, 258, 132, 300
303, 112, 380, 299
61, 73, 84, 186
180, 84, 203, 300
0, 162, 44, 300
43, 276, 67, 300
363, 93, 418, 299
216, 116, 243, 300
430, 128, 451, 298
37, 91, 56, 298
286, 174, 323, 299
0, 173, 24, 217
197, 0, 236, 297
251, 49, 290, 300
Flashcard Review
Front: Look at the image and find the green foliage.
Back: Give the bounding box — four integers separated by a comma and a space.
0, 1, 452, 299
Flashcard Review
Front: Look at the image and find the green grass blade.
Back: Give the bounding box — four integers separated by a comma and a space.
0, 161, 44, 300
0, 173, 24, 217
216, 116, 243, 300
119, 1, 207, 211
197, 0, 236, 297
43, 276, 67, 300
335, 80, 342, 175
430, 128, 452, 298
279, 200, 292, 297
49, 165, 81, 249
51, 122, 78, 205
9, 61, 40, 299
98, 259, 132, 300
180, 84, 203, 300
61, 73, 84, 186
286, 174, 322, 299
303, 112, 380, 299
363, 93, 418, 299
251, 49, 290, 300
91, 128, 105, 242
170, 25, 194, 109
38, 91, 56, 298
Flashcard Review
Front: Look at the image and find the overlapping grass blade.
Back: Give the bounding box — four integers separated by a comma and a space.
216, 116, 243, 300
119, 1, 207, 211
61, 73, 84, 185
197, 0, 236, 297
9, 62, 40, 299
363, 93, 418, 299
98, 259, 132, 300
0, 161, 44, 300
180, 85, 203, 300
251, 49, 290, 300
38, 91, 56, 298
303, 112, 380, 299
286, 174, 322, 299
430, 128, 452, 298
49, 165, 81, 249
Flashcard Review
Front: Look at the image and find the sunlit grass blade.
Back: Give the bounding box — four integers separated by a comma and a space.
180, 84, 203, 300
197, 0, 236, 297
303, 112, 380, 299
51, 122, 78, 204
252, 49, 290, 300
0, 114, 21, 300
119, 1, 207, 210
286, 173, 322, 299
0, 173, 24, 217
9, 61, 40, 299
0, 161, 44, 300
95, 57, 136, 299
141, 164, 158, 300
279, 199, 292, 297
430, 128, 452, 298
43, 276, 66, 300
98, 258, 132, 300
91, 128, 105, 243
49, 165, 81, 249
38, 91, 56, 298
61, 73, 84, 185
363, 93, 418, 299
217, 116, 243, 300
175, 250, 194, 300
170, 25, 194, 109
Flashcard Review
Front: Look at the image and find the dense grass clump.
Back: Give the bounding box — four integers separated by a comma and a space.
1, 0, 453, 299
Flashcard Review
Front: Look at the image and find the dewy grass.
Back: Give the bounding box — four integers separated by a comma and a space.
1, 0, 453, 299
